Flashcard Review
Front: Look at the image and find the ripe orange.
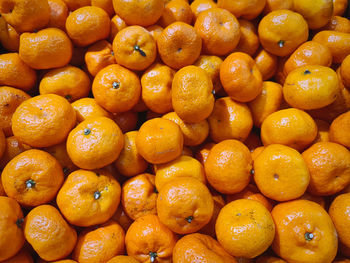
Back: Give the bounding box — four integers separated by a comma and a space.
160, 0, 193, 27
329, 111, 350, 148
217, 0, 266, 20
235, 19, 259, 56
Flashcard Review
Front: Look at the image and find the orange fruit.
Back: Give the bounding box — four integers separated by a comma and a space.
157, 22, 202, 69
194, 8, 240, 56
24, 205, 77, 262
136, 118, 184, 164
340, 54, 350, 88
2, 149, 64, 207
112, 0, 164, 27
244, 131, 263, 151
217, 0, 266, 20
258, 10, 309, 57
48, 0, 69, 30
314, 119, 331, 143
205, 139, 252, 194
109, 14, 127, 41
254, 48, 278, 81
0, 53, 36, 92
107, 256, 139, 263
0, 17, 20, 52
125, 214, 177, 263
329, 111, 350, 148
263, 0, 293, 14
251, 146, 265, 160
271, 200, 338, 263
298, 192, 326, 208
160, 0, 193, 27
66, 6, 110, 47
39, 65, 91, 102
111, 205, 133, 232
73, 221, 125, 263
146, 25, 163, 41
0, 0, 50, 32
302, 142, 350, 196
321, 16, 350, 33
67, 116, 124, 169
195, 142, 215, 166
333, 0, 348, 16
208, 97, 253, 142
12, 94, 76, 148
261, 108, 318, 151
255, 256, 287, 263
220, 52, 263, 102
216, 199, 275, 258
92, 0, 115, 17
190, 0, 217, 20
61, 0, 91, 11
274, 57, 288, 85
141, 63, 175, 114
235, 19, 259, 57
172, 65, 214, 123
254, 144, 310, 201
92, 64, 141, 113
157, 177, 214, 234
0, 136, 31, 170
0, 196, 24, 261
71, 97, 112, 123
1, 248, 34, 263
112, 111, 138, 133
121, 173, 158, 220
173, 233, 238, 263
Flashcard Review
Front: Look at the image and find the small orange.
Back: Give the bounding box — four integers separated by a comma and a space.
107, 256, 139, 263
204, 139, 252, 194
194, 8, 240, 56
71, 97, 112, 123
157, 177, 214, 234
254, 48, 278, 81
263, 0, 293, 14
146, 25, 163, 41
195, 142, 215, 166
329, 111, 350, 148
251, 146, 265, 160
190, 0, 217, 20
160, 0, 193, 27
61, 0, 91, 11
255, 256, 286, 263
216, 199, 275, 258
208, 97, 253, 142
258, 10, 309, 57
1, 248, 34, 263
73, 221, 125, 263
111, 205, 133, 232
274, 57, 288, 85
19, 28, 73, 70
340, 54, 350, 88
136, 118, 183, 164
141, 63, 175, 114
66, 6, 110, 47
48, 0, 69, 31
24, 205, 77, 262
235, 19, 259, 57
157, 22, 202, 69
298, 192, 326, 208
0, 17, 20, 52
92, 64, 141, 113
314, 119, 331, 143
12, 94, 76, 148
0, 53, 36, 91
321, 16, 350, 33
85, 40, 116, 77
217, 0, 266, 20
67, 116, 124, 169
121, 173, 158, 220
112, 111, 138, 133
0, 136, 31, 170
271, 200, 338, 263
172, 65, 214, 123
131, 97, 148, 112
92, 0, 115, 17
109, 14, 127, 41
261, 108, 318, 151
333, 0, 348, 16
220, 52, 263, 102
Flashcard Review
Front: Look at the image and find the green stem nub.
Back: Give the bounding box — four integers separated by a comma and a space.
250, 169, 255, 175
304, 69, 311, 75
305, 232, 314, 241
65, 94, 72, 101
134, 45, 146, 57
186, 216, 193, 223
16, 218, 24, 228
278, 40, 285, 48
84, 128, 91, 135
149, 252, 157, 262
94, 191, 101, 200
112, 81, 120, 89
26, 179, 36, 189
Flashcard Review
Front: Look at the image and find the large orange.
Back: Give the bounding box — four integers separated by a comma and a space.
217, 0, 266, 20
329, 111, 350, 148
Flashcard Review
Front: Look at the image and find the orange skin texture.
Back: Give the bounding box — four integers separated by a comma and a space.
155, 155, 206, 190
195, 142, 215, 166
109, 14, 127, 41
333, 0, 348, 15
92, 0, 115, 17
92, 64, 141, 113
235, 19, 259, 57
194, 8, 240, 56
115, 131, 148, 177
113, 26, 156, 71
254, 144, 310, 201
24, 205, 77, 261
71, 98, 112, 123
125, 214, 177, 263
163, 111, 209, 146
146, 25, 163, 41
0, 0, 50, 32
251, 146, 265, 161
160, 0, 193, 27
258, 10, 309, 57
313, 31, 350, 64
254, 49, 278, 81
122, 173, 158, 220
1, 248, 34, 263
107, 256, 140, 263
19, 28, 73, 70
2, 149, 64, 207
190, 0, 217, 19
57, 169, 121, 227
248, 81, 283, 127
157, 177, 214, 234
48, 0, 69, 30
141, 63, 175, 114
330, 111, 350, 148
62, 0, 91, 10
283, 65, 339, 110
157, 22, 202, 69
263, 0, 293, 14
73, 221, 125, 263
112, 0, 164, 27
0, 17, 20, 52
314, 119, 330, 143
39, 65, 91, 102
111, 205, 133, 232
0, 53, 37, 91
261, 108, 318, 151
321, 16, 350, 33
302, 142, 350, 196
271, 200, 338, 263
172, 65, 214, 123
0, 136, 31, 169
205, 139, 252, 194
0, 86, 30, 136
112, 111, 138, 133
208, 97, 253, 142
340, 54, 350, 88
220, 52, 263, 102
173, 233, 237, 263
66, 6, 110, 47
255, 256, 286, 263
85, 40, 116, 77
136, 118, 184, 164
283, 41, 333, 75
12, 94, 76, 148
216, 199, 275, 258
0, 197, 24, 261
217, 0, 266, 20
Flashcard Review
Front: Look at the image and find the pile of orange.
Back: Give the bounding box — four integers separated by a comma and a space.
0, 0, 350, 262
